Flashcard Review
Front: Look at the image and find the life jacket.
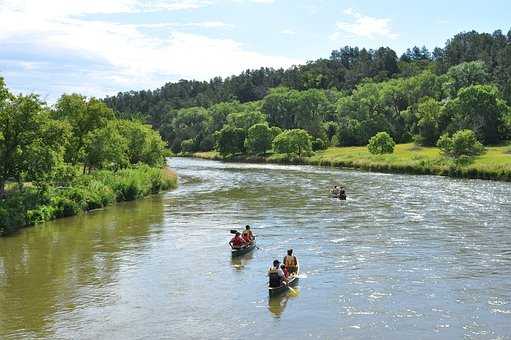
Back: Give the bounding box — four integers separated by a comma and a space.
231, 236, 245, 248
268, 267, 282, 287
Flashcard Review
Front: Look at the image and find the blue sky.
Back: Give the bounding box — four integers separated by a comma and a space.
0, 0, 510, 102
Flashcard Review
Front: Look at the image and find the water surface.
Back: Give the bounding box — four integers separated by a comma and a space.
1, 157, 511, 339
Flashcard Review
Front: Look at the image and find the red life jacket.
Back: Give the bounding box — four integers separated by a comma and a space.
231, 235, 245, 247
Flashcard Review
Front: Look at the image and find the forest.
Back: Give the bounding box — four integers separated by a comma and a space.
104, 29, 511, 157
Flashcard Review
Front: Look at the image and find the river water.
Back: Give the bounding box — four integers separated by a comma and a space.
1, 157, 511, 339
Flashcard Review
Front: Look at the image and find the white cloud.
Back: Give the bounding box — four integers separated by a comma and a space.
0, 0, 299, 100
331, 8, 398, 41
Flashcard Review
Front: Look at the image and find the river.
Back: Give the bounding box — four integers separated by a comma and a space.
1, 157, 511, 339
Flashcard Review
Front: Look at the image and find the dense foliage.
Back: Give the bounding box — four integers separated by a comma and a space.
0, 80, 173, 235
437, 130, 485, 159
368, 132, 396, 155
102, 28, 511, 159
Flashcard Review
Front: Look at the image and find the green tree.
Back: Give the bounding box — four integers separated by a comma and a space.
0, 93, 69, 195
215, 125, 246, 156
415, 97, 443, 146
244, 123, 273, 155
367, 132, 395, 154
54, 94, 115, 164
114, 119, 168, 166
270, 126, 282, 140
262, 87, 296, 129
444, 61, 490, 97
454, 85, 507, 144
272, 129, 312, 157
170, 107, 211, 153
437, 129, 484, 159
84, 124, 129, 171
226, 110, 266, 130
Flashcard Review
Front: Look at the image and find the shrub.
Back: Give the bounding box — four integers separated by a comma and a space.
312, 138, 327, 151
437, 129, 484, 159
51, 196, 82, 217
180, 139, 196, 153
367, 132, 395, 154
27, 205, 56, 224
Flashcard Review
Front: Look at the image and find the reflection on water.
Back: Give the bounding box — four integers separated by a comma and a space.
0, 197, 164, 339
268, 287, 301, 317
231, 252, 255, 270
1, 157, 511, 339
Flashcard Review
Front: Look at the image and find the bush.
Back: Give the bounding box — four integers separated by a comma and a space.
437, 129, 484, 159
312, 138, 327, 151
180, 139, 196, 153
1, 165, 177, 236
367, 132, 395, 154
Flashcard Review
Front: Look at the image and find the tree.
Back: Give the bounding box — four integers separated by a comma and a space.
83, 123, 129, 171
270, 126, 282, 140
226, 110, 266, 130
244, 123, 273, 155
215, 125, 246, 156
444, 61, 490, 97
170, 107, 211, 153
0, 93, 69, 195
272, 129, 312, 157
454, 85, 507, 144
113, 119, 168, 166
367, 132, 395, 154
54, 94, 115, 164
415, 97, 443, 146
437, 129, 484, 159
262, 87, 296, 129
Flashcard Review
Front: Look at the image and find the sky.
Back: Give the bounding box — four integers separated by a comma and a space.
0, 0, 510, 103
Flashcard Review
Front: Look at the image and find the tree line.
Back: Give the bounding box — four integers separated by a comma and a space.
137, 59, 510, 160
1, 79, 174, 235
104, 28, 511, 131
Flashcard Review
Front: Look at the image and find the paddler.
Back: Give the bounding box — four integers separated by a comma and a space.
229, 232, 247, 249
242, 225, 254, 242
268, 259, 286, 287
283, 249, 298, 274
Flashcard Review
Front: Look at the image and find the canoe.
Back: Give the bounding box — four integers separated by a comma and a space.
231, 241, 256, 257
268, 269, 300, 297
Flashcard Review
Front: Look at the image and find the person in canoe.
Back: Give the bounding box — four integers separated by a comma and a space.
229, 232, 247, 249
268, 260, 287, 287
242, 225, 254, 243
283, 249, 298, 274
338, 186, 347, 200
330, 185, 340, 197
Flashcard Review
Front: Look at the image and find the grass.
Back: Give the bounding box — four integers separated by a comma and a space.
193, 143, 511, 182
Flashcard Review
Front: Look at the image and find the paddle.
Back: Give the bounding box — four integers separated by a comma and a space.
230, 229, 238, 234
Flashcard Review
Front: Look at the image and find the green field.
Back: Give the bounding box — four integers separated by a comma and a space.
194, 143, 511, 182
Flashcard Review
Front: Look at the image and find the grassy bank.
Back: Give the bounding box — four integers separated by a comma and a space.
0, 165, 177, 236
194, 143, 511, 182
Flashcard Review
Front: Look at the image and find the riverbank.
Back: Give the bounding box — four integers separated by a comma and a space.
193, 143, 511, 182
0, 165, 177, 236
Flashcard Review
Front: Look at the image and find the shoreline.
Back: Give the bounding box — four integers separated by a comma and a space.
191, 143, 511, 182
0, 166, 178, 237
